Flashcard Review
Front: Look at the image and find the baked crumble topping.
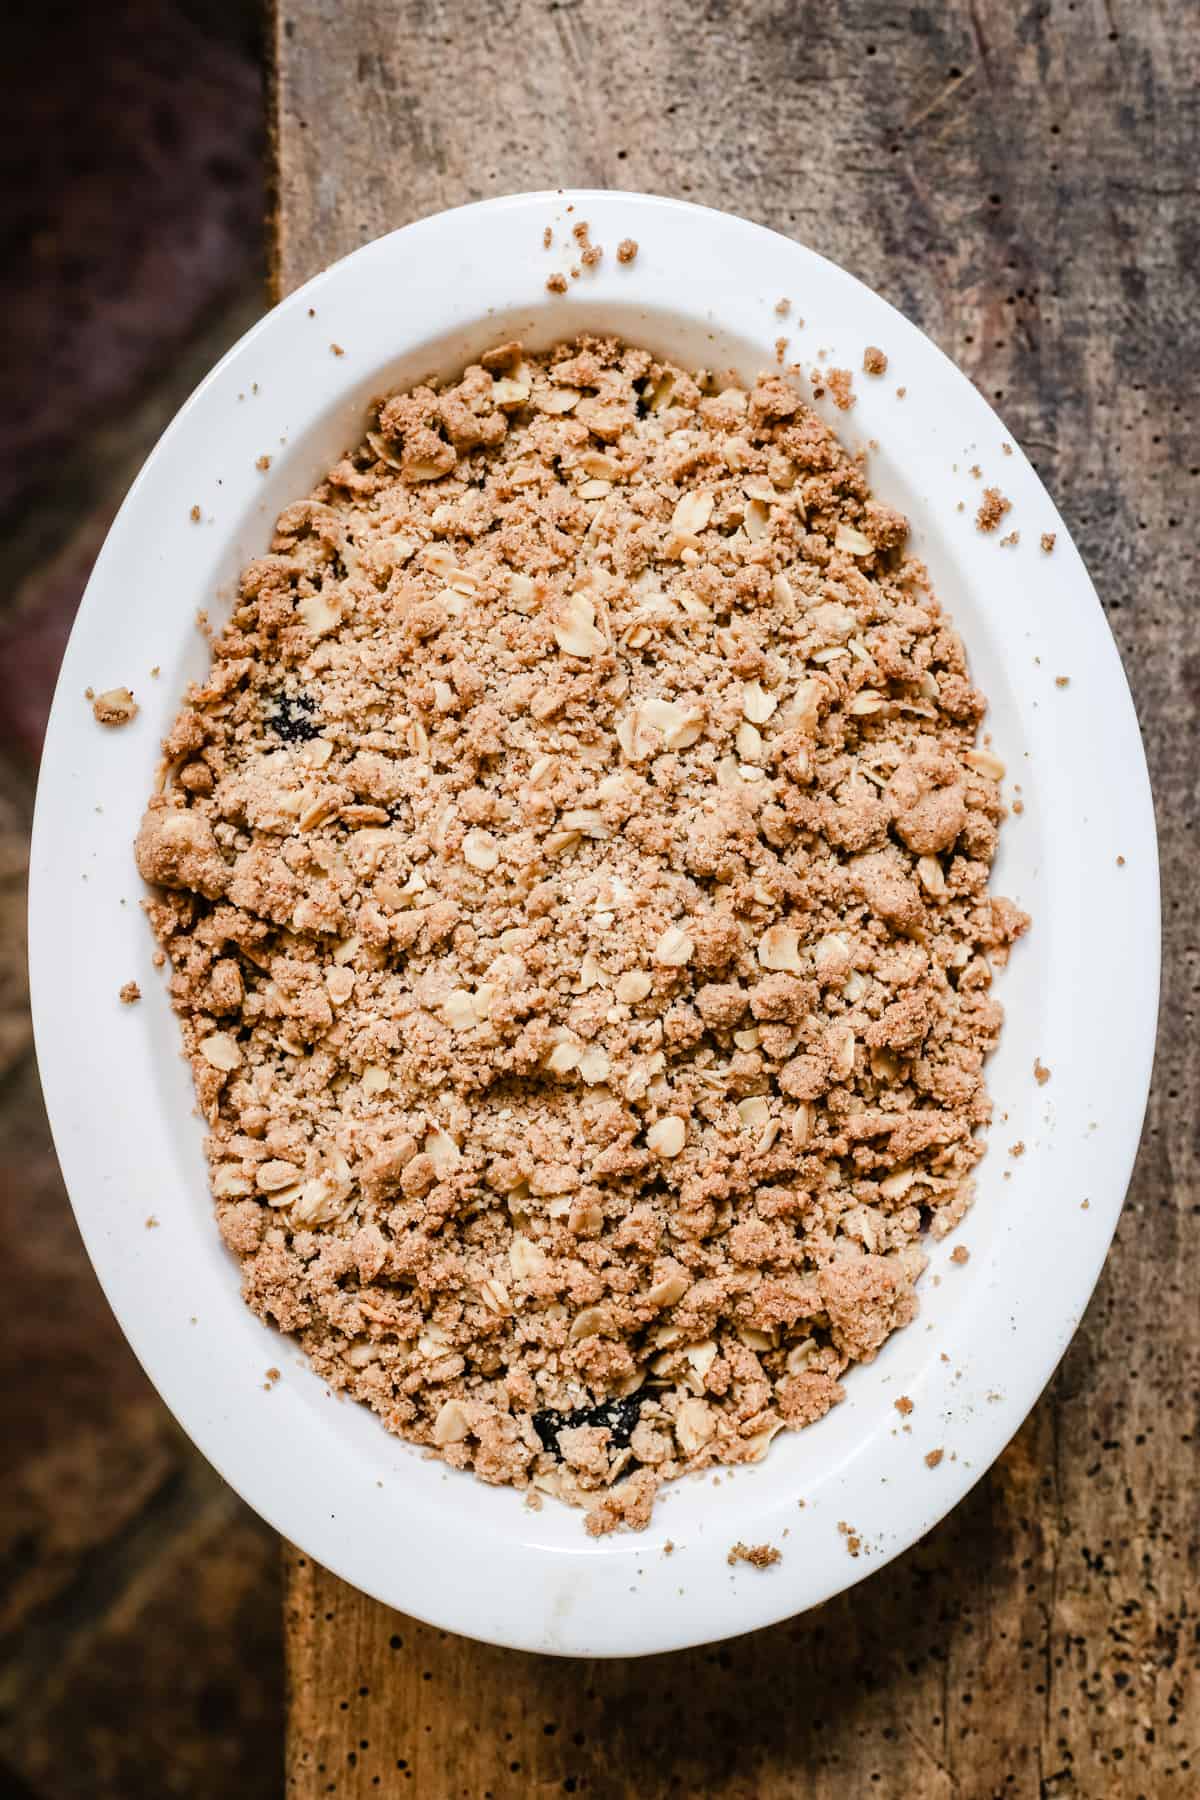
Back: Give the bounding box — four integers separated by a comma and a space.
135, 335, 1027, 1532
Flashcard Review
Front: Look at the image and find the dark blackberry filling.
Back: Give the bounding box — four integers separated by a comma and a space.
268, 691, 319, 742
532, 1390, 647, 1461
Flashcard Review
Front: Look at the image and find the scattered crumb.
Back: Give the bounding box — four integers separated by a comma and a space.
895, 1396, 914, 1416
826, 367, 855, 410
1001, 442, 1012, 456
950, 1245, 970, 1265
662, 1538, 675, 1555
895, 386, 906, 399
1009, 1141, 1026, 1158
330, 343, 344, 357
145, 1215, 159, 1230
925, 1448, 944, 1469
999, 530, 1020, 547
1034, 1059, 1051, 1085
543, 226, 553, 249
1055, 675, 1070, 689
152, 949, 166, 969
151, 665, 161, 678
976, 487, 1011, 533
572, 221, 590, 244
189, 504, 201, 523
265, 1366, 281, 1385
581, 244, 602, 267
1040, 532, 1056, 553
1012, 798, 1024, 815
546, 272, 568, 294
1082, 1199, 1091, 1210
616, 238, 638, 265
862, 345, 888, 376
307, 307, 316, 318
119, 981, 141, 1005
569, 265, 580, 280
727, 1541, 782, 1570
1116, 855, 1125, 867
92, 687, 138, 727
775, 298, 790, 317
837, 1521, 862, 1558
956, 501, 965, 512
775, 336, 788, 363
256, 454, 272, 472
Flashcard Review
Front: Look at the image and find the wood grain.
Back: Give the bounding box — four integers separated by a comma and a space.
274, 2, 1198, 1792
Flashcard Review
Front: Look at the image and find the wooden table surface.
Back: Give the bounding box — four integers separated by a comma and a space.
271, 4, 1197, 1793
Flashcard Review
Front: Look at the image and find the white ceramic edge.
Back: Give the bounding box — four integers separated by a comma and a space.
29, 190, 1160, 1658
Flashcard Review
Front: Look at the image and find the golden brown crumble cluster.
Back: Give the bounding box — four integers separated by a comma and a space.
136, 336, 1026, 1533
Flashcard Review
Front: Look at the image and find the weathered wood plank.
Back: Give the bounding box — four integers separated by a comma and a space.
275, 1, 1197, 1792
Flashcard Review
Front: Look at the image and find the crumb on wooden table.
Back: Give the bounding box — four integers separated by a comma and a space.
862, 345, 888, 375
976, 486, 1011, 532
727, 1541, 781, 1569
119, 981, 141, 1005
92, 687, 138, 727
616, 237, 638, 264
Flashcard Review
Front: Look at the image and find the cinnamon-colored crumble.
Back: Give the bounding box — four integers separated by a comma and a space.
135, 335, 1027, 1532
825, 368, 855, 411
119, 980, 142, 1004
616, 239, 638, 265
1040, 532, 1056, 553
976, 488, 1011, 533
924, 1446, 943, 1468
727, 1540, 781, 1568
894, 1394, 913, 1415
93, 687, 138, 727
546, 274, 568, 295
862, 347, 888, 376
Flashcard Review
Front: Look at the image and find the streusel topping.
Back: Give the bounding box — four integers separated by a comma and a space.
136, 336, 1026, 1532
